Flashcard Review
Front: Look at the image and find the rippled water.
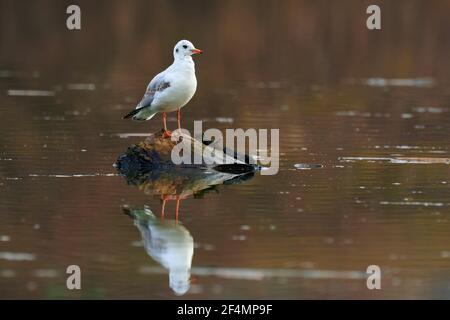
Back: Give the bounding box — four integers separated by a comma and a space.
1, 1, 450, 299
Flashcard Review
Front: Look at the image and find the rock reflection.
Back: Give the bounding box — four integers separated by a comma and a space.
117, 135, 255, 295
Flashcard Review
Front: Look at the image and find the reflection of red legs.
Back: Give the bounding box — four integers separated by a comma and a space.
161, 195, 167, 220
159, 194, 185, 222
175, 195, 181, 222
162, 113, 172, 138
177, 109, 181, 131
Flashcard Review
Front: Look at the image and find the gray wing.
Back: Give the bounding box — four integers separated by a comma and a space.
137, 73, 171, 109
123, 73, 171, 119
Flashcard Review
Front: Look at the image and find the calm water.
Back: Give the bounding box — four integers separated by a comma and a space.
1, 0, 450, 299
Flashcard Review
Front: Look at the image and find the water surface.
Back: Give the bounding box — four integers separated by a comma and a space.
1, 0, 449, 299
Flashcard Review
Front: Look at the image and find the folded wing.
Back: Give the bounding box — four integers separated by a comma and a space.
123, 73, 171, 119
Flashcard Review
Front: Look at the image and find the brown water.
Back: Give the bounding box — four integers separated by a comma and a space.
1, 0, 450, 299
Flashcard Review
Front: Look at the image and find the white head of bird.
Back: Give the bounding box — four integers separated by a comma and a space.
173, 40, 202, 61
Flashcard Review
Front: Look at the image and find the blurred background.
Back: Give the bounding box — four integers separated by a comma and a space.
0, 0, 449, 299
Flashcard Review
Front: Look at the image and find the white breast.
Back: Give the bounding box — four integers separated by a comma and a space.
153, 60, 197, 113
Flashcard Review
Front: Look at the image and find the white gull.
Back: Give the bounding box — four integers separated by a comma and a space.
124, 40, 202, 137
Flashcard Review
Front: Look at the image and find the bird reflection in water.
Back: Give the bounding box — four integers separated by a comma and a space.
124, 206, 193, 295
117, 145, 255, 295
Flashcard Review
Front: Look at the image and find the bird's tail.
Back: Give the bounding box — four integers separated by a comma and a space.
123, 108, 141, 119
123, 108, 157, 121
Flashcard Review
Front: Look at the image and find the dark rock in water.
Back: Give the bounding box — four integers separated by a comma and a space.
115, 130, 258, 197
115, 130, 176, 173
115, 129, 259, 178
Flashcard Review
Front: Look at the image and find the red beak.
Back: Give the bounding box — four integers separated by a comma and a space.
191, 48, 202, 55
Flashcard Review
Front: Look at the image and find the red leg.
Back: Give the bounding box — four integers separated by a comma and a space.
177, 109, 181, 131
162, 112, 167, 131
162, 113, 171, 138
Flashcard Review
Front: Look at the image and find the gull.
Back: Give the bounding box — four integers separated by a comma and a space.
123, 40, 202, 137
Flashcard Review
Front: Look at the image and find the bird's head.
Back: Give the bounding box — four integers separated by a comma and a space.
173, 40, 202, 60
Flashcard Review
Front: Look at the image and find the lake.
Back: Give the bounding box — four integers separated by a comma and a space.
0, 0, 449, 299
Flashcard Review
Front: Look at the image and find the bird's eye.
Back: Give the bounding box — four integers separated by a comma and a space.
182, 45, 188, 49
176, 48, 179, 53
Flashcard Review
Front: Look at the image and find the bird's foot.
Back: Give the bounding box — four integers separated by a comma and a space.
162, 130, 172, 138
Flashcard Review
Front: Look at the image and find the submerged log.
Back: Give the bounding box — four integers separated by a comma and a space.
116, 130, 258, 171
115, 129, 257, 198
115, 130, 258, 173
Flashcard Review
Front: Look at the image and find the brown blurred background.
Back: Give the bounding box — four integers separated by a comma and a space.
0, 0, 449, 299
1, 0, 449, 84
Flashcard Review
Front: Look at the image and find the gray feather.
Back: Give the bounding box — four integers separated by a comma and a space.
123, 75, 171, 120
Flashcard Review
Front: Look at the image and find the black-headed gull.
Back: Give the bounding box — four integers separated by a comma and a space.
123, 40, 202, 137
